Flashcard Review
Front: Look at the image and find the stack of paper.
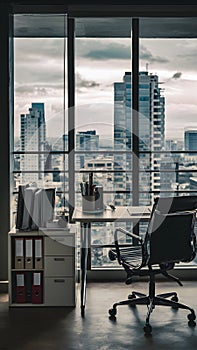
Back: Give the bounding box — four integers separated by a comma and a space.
16, 185, 55, 231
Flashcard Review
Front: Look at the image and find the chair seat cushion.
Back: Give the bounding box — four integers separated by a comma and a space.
110, 245, 143, 269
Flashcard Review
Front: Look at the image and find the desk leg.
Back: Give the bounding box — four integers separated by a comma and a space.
80, 222, 90, 315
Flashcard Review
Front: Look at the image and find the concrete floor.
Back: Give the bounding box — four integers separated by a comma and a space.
0, 281, 197, 349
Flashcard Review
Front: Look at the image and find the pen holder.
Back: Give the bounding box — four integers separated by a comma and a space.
82, 195, 96, 213
82, 186, 103, 213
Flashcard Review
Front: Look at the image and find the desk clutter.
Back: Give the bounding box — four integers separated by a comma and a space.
11, 235, 44, 304
11, 185, 76, 307
9, 228, 76, 307
15, 184, 69, 231
80, 172, 104, 213
12, 271, 43, 304
16, 184, 56, 231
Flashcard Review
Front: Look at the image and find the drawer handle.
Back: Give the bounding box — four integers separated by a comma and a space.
54, 279, 65, 283
54, 258, 65, 261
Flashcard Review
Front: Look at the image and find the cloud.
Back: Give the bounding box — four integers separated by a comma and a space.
84, 42, 131, 60
15, 83, 63, 96
76, 73, 100, 89
172, 72, 182, 79
140, 45, 169, 64
80, 41, 168, 63
15, 38, 64, 63
13, 37, 197, 141
160, 72, 183, 84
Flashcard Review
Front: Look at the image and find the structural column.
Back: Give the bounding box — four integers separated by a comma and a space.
67, 16, 75, 221
132, 18, 139, 241
0, 4, 12, 281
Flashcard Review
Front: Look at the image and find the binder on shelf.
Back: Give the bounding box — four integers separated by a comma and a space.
15, 185, 27, 230
34, 238, 43, 269
16, 273, 25, 303
25, 238, 33, 269
32, 272, 42, 304
31, 188, 42, 230
16, 185, 55, 230
41, 188, 55, 228
21, 187, 38, 230
15, 238, 24, 269
25, 272, 32, 303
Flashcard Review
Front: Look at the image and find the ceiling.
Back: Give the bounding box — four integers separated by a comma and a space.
14, 15, 197, 38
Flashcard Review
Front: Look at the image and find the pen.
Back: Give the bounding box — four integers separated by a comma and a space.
89, 172, 93, 195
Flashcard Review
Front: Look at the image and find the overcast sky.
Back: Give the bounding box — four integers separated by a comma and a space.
14, 37, 197, 141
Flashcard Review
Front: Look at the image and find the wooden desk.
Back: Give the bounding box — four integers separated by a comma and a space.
72, 206, 151, 314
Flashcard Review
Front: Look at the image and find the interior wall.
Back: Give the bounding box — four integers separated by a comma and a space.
0, 4, 10, 281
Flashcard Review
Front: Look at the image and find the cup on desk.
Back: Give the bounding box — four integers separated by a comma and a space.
82, 186, 103, 213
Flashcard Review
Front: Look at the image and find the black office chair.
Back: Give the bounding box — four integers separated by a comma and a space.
108, 196, 197, 335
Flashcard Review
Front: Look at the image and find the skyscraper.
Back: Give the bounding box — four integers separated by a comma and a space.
20, 103, 46, 185
76, 130, 99, 169
114, 71, 165, 206
184, 129, 197, 156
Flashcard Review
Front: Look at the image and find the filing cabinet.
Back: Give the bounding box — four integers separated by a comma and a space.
8, 226, 77, 307
44, 231, 76, 306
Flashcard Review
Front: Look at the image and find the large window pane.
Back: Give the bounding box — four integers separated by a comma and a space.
139, 17, 197, 204
139, 17, 197, 266
11, 14, 197, 271
12, 14, 68, 226
75, 18, 134, 267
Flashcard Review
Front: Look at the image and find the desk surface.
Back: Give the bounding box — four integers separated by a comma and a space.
72, 206, 151, 222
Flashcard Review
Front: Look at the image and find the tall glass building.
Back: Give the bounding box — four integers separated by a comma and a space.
20, 103, 46, 185
76, 130, 99, 169
184, 129, 197, 156
114, 71, 165, 206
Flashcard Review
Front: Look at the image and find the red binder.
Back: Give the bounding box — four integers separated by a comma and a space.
32, 272, 42, 304
16, 273, 25, 303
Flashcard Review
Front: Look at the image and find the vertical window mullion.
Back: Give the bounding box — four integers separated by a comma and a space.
132, 18, 139, 206
67, 16, 75, 221
132, 18, 139, 241
0, 4, 10, 280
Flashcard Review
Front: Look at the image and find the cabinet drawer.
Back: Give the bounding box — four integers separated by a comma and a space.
45, 256, 74, 277
44, 277, 75, 306
45, 236, 74, 256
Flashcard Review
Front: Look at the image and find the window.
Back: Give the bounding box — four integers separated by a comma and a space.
13, 14, 68, 227
75, 17, 133, 267
140, 17, 197, 266
11, 13, 197, 272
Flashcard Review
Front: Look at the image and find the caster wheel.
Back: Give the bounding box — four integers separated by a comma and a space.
171, 296, 178, 302
109, 308, 117, 317
81, 306, 85, 317
188, 320, 196, 327
128, 293, 136, 300
143, 324, 152, 335
171, 296, 179, 309
188, 313, 196, 321
108, 250, 116, 261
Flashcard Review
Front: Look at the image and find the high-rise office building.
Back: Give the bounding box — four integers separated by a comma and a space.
76, 130, 99, 169
45, 141, 52, 171
184, 129, 197, 156
20, 102, 46, 184
114, 71, 165, 206
75, 130, 99, 205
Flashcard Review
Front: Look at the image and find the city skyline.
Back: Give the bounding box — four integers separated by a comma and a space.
16, 96, 197, 266
14, 37, 197, 140
114, 71, 165, 206
20, 103, 46, 184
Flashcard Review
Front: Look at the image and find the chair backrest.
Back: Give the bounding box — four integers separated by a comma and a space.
145, 196, 197, 266
155, 195, 197, 213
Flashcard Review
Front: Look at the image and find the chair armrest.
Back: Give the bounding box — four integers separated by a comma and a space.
155, 209, 197, 217
114, 227, 143, 243
114, 227, 143, 264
